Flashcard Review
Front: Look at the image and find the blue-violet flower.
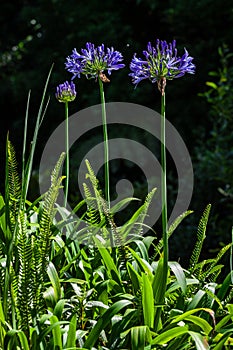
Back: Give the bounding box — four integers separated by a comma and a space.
129, 39, 195, 94
65, 42, 125, 82
55, 81, 76, 103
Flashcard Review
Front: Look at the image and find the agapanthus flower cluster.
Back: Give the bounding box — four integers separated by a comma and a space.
65, 42, 125, 81
129, 39, 195, 93
55, 81, 76, 103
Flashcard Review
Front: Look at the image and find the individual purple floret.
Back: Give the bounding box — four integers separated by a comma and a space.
65, 42, 125, 81
129, 39, 195, 94
55, 81, 76, 103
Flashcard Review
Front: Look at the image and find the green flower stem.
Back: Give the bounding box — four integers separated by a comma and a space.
161, 92, 168, 268
98, 77, 114, 247
98, 78, 110, 208
64, 101, 69, 207
154, 91, 168, 331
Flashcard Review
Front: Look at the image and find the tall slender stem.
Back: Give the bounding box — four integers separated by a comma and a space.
161, 92, 168, 267
98, 77, 114, 247
154, 91, 169, 331
98, 78, 110, 208
64, 101, 69, 207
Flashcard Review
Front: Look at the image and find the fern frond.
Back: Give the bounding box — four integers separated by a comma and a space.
16, 210, 33, 330
31, 234, 45, 315
36, 153, 65, 306
201, 243, 232, 282
120, 188, 157, 242
207, 265, 223, 282
6, 140, 21, 230
39, 153, 65, 258
135, 187, 157, 235
189, 204, 211, 273
223, 286, 233, 306
85, 159, 105, 222
193, 260, 206, 281
99, 196, 132, 271
50, 152, 65, 187
81, 160, 111, 243
99, 196, 123, 246
153, 210, 193, 258
83, 183, 102, 227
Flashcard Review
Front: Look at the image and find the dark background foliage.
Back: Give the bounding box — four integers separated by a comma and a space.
1, 0, 233, 265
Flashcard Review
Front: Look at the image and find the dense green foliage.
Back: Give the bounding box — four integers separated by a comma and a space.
0, 131, 233, 348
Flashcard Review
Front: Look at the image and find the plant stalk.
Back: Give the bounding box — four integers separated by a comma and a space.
98, 78, 110, 207
98, 77, 114, 246
154, 91, 169, 331
64, 101, 69, 207
161, 92, 168, 270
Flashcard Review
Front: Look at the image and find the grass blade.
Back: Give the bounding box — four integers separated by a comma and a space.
188, 331, 209, 350
84, 299, 132, 348
130, 326, 151, 350
169, 261, 187, 295
94, 238, 122, 287
151, 326, 188, 345
4, 330, 30, 350
142, 273, 154, 328
66, 314, 77, 348
47, 261, 61, 303
50, 315, 63, 349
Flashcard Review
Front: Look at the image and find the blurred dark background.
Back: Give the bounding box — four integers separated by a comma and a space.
1, 0, 233, 265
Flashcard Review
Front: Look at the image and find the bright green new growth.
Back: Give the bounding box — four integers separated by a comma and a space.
1, 142, 65, 332
189, 203, 212, 273
81, 159, 157, 247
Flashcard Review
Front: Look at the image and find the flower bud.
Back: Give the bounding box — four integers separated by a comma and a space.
55, 81, 76, 103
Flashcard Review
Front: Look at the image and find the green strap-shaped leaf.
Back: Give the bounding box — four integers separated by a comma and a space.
184, 315, 212, 335
53, 299, 65, 320
169, 261, 187, 295
152, 256, 165, 303
111, 197, 140, 214
186, 290, 206, 310
94, 238, 122, 287
142, 273, 154, 328
37, 319, 69, 344
4, 329, 30, 350
213, 329, 233, 350
130, 325, 152, 350
30, 328, 38, 350
47, 261, 61, 303
171, 307, 214, 325
50, 315, 63, 349
188, 331, 209, 350
84, 299, 132, 348
0, 297, 6, 327
128, 246, 153, 277
127, 262, 142, 294
66, 314, 77, 348
151, 326, 188, 345
215, 313, 233, 332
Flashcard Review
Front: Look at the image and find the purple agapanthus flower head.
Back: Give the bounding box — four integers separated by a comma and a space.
55, 81, 76, 103
129, 39, 195, 94
65, 42, 125, 82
